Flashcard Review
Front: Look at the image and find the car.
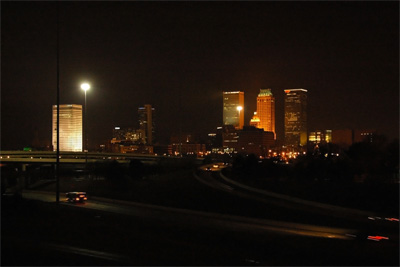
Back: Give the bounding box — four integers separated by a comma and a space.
66, 192, 87, 203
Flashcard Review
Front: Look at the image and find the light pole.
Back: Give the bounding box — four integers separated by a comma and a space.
81, 83, 90, 176
237, 106, 243, 129
56, 1, 60, 204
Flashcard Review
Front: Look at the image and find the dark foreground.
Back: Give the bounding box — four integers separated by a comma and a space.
2, 195, 399, 266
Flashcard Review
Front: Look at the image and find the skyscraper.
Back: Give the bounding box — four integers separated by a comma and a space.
223, 91, 244, 129
256, 89, 275, 138
138, 104, 155, 145
52, 104, 82, 152
284, 89, 308, 147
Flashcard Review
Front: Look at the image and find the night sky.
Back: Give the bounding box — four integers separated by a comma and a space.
1, 1, 398, 150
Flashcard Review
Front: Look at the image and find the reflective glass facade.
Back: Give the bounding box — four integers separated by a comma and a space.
223, 91, 244, 129
284, 89, 307, 147
138, 104, 155, 145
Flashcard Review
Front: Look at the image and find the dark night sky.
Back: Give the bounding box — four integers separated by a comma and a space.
1, 1, 399, 150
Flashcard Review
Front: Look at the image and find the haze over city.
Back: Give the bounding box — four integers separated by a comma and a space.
1, 2, 399, 266
1, 1, 398, 150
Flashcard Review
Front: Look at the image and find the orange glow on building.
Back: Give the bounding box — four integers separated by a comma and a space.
250, 112, 261, 128
256, 89, 275, 139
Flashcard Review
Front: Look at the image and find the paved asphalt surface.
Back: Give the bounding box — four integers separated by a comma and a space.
2, 166, 399, 266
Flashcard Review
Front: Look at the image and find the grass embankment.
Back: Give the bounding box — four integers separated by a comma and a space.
31, 169, 305, 222
223, 168, 399, 216
28, 159, 398, 217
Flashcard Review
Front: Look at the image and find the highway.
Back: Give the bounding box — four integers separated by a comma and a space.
3, 165, 399, 265
195, 165, 399, 243
21, 190, 357, 241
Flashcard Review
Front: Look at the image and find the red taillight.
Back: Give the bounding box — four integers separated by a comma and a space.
80, 195, 84, 197
84, 197, 87, 200
367, 236, 389, 241
76, 198, 80, 201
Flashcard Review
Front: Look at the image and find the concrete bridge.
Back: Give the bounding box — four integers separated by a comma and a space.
1, 150, 204, 196
1, 151, 205, 168
0, 151, 168, 165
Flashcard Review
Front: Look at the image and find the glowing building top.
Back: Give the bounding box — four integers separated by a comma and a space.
250, 112, 261, 128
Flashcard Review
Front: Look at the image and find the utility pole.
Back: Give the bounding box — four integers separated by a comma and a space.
56, 0, 60, 204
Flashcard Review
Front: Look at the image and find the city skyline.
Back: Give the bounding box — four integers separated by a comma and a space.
1, 1, 398, 150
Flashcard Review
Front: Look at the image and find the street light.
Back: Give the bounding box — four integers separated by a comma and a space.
81, 83, 90, 176
237, 106, 243, 129
81, 83, 90, 151
81, 83, 90, 92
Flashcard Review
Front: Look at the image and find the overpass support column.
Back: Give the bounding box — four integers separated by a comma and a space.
21, 164, 28, 189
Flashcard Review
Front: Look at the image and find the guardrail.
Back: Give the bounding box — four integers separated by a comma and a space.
0, 151, 204, 165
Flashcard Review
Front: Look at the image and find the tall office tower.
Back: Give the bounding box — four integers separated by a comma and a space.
52, 104, 82, 152
223, 91, 244, 129
138, 104, 155, 145
256, 89, 275, 138
284, 89, 308, 147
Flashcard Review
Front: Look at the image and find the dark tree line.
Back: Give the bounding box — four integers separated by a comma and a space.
231, 137, 399, 185
87, 156, 199, 189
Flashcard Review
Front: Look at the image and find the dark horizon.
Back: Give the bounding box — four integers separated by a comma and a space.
1, 1, 399, 150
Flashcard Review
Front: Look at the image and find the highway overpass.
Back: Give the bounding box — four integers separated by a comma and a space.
0, 151, 203, 165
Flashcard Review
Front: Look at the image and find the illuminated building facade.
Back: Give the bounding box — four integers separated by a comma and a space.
284, 89, 308, 147
52, 104, 82, 152
170, 143, 206, 156
256, 89, 275, 138
138, 104, 155, 145
223, 91, 244, 129
111, 126, 144, 144
249, 112, 261, 128
308, 130, 332, 144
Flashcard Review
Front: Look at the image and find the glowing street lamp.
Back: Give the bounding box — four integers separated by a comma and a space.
81, 83, 90, 152
81, 83, 90, 92
81, 83, 90, 177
